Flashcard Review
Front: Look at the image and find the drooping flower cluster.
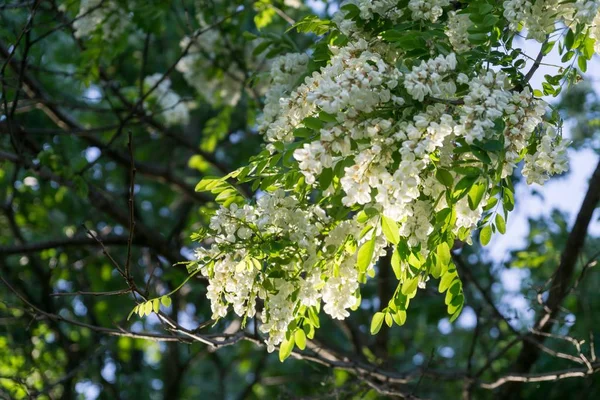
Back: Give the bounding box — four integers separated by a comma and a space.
503, 0, 600, 42
522, 127, 571, 184
143, 74, 190, 127
195, 190, 385, 351
350, 0, 404, 21
408, 0, 450, 22
262, 39, 402, 146
259, 53, 310, 135
404, 53, 457, 101
71, 0, 128, 40
176, 9, 267, 106
446, 11, 472, 53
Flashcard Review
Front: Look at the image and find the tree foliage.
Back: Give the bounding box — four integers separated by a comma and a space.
1, 0, 600, 399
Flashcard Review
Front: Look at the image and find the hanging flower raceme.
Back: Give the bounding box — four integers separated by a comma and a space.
186, 0, 593, 360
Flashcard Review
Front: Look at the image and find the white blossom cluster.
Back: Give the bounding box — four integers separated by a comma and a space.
522, 127, 571, 184
262, 39, 401, 146
176, 8, 268, 106
351, 0, 404, 21
586, 11, 600, 53
259, 53, 310, 136
71, 0, 128, 40
503, 0, 600, 42
404, 53, 458, 102
408, 0, 450, 22
143, 74, 190, 127
446, 11, 473, 53
176, 32, 246, 107
195, 190, 385, 351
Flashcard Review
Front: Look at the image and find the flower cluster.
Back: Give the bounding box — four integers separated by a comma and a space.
446, 11, 472, 53
195, 190, 384, 351
522, 127, 570, 184
408, 0, 450, 22
404, 53, 457, 101
71, 0, 128, 40
176, 9, 267, 106
262, 39, 402, 146
351, 0, 404, 21
143, 74, 190, 127
259, 53, 310, 136
503, 0, 600, 42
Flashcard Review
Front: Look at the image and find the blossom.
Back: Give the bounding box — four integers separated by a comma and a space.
73, 0, 128, 39
143, 74, 190, 127
446, 11, 472, 53
503, 0, 600, 42
522, 127, 570, 185
404, 53, 457, 102
408, 0, 450, 22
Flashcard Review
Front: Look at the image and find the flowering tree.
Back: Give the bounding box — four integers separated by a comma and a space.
183, 0, 590, 360
1, 1, 600, 399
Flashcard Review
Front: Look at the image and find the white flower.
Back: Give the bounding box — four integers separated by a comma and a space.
404, 53, 458, 102
446, 11, 472, 53
143, 74, 190, 127
73, 0, 128, 39
408, 0, 450, 22
522, 127, 570, 185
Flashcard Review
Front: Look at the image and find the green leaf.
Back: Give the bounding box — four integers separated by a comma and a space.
561, 50, 575, 63
381, 215, 400, 245
436, 242, 451, 268
471, 147, 492, 164
583, 37, 595, 59
435, 169, 454, 187
449, 302, 464, 322
578, 55, 587, 73
483, 196, 499, 211
392, 248, 403, 281
294, 329, 307, 350
401, 277, 419, 296
303, 117, 324, 130
565, 28, 575, 50
279, 336, 295, 362
385, 312, 393, 327
541, 41, 555, 55
357, 234, 376, 273
439, 270, 457, 293
357, 207, 378, 223
308, 307, 320, 328
480, 139, 503, 152
152, 298, 160, 313
160, 296, 172, 308
448, 294, 464, 314
467, 182, 486, 210
319, 168, 333, 190
480, 225, 492, 246
453, 175, 478, 201
144, 301, 152, 316
370, 312, 385, 335
288, 15, 332, 35
503, 188, 515, 211
392, 310, 407, 326
495, 214, 506, 234
468, 33, 488, 45
127, 305, 139, 321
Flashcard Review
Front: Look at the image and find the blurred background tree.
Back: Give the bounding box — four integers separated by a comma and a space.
0, 1, 599, 399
